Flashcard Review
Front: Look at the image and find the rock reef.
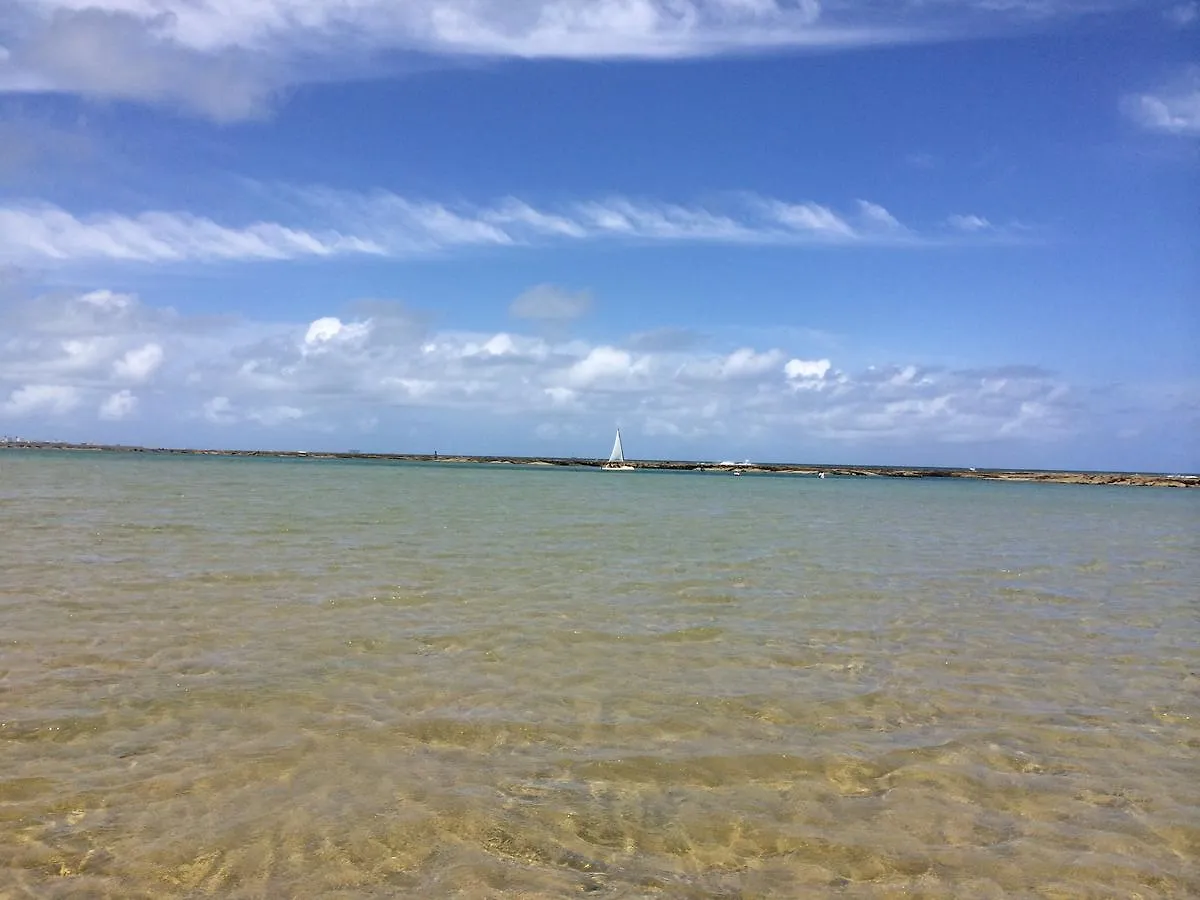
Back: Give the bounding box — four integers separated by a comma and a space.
2, 441, 1195, 488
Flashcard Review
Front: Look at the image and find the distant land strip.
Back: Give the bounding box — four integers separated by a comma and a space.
2, 440, 1196, 488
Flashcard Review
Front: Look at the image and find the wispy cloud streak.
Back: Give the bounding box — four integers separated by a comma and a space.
0, 1, 1142, 118
0, 190, 1015, 265
0, 204, 385, 264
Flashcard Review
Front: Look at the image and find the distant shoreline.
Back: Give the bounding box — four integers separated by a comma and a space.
3, 440, 1196, 488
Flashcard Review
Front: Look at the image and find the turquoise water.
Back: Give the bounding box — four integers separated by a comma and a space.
2, 451, 1198, 898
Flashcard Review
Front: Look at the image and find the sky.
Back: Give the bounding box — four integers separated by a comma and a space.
0, 0, 1196, 471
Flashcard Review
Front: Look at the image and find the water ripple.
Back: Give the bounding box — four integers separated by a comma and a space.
1, 451, 1197, 897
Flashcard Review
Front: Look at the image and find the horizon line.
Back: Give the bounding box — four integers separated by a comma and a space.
1, 439, 1195, 484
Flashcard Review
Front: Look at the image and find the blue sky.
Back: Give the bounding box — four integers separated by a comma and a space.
0, 0, 1196, 471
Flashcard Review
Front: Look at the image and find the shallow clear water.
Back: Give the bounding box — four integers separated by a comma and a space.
1, 451, 1197, 898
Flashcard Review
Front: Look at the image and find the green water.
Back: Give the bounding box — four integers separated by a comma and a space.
1, 451, 1197, 898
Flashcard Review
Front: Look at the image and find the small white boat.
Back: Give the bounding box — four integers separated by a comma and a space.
602, 427, 635, 470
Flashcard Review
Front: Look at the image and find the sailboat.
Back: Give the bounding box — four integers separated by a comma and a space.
602, 427, 635, 470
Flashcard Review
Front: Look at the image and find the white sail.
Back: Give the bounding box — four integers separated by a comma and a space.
607, 428, 625, 464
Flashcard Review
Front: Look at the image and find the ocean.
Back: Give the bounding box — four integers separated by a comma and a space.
2, 450, 1197, 898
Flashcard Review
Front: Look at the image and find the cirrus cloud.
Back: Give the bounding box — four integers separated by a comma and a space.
0, 1, 1144, 119
0, 189, 1022, 268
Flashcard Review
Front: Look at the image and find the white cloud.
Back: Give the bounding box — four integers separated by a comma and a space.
681, 347, 785, 381
0, 291, 199, 404
946, 213, 992, 232
302, 316, 372, 353
544, 386, 580, 409
202, 395, 236, 424
60, 337, 115, 371
0, 203, 385, 264
1122, 68, 1200, 135
0, 7, 280, 121
0, 190, 1009, 267
564, 346, 646, 389
457, 332, 549, 360
764, 200, 856, 239
200, 397, 310, 429
98, 388, 137, 419
856, 200, 903, 231
2, 383, 81, 416
571, 197, 761, 242
785, 357, 831, 380
3, 0, 1112, 62
720, 347, 784, 378
79, 289, 134, 313
8, 288, 164, 337
112, 341, 163, 382
0, 1, 1126, 119
4, 284, 1170, 457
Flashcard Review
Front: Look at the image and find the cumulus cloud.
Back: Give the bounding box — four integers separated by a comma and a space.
2, 383, 81, 416
202, 395, 236, 425
678, 347, 786, 382
112, 341, 163, 382
785, 357, 832, 381
0, 190, 1009, 267
0, 282, 1163, 461
0, 1, 1129, 119
564, 346, 647, 390
302, 316, 372, 354
98, 388, 137, 420
1121, 67, 1200, 135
